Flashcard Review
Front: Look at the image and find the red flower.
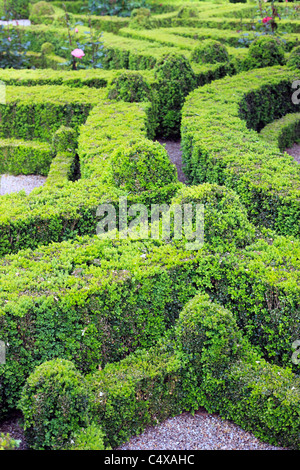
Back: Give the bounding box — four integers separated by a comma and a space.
262, 16, 273, 23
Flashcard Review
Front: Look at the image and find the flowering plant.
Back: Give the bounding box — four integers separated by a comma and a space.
61, 5, 105, 70
0, 19, 31, 69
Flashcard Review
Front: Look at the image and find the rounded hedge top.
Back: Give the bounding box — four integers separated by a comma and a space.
30, 1, 55, 17
246, 36, 286, 68
287, 45, 300, 71
109, 139, 178, 193
19, 359, 92, 450
107, 72, 151, 102
171, 183, 256, 251
191, 39, 229, 64
154, 53, 196, 86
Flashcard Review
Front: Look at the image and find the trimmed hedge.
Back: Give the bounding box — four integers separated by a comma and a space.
0, 138, 53, 176
259, 112, 300, 151
181, 66, 300, 237
19, 293, 300, 450
0, 181, 258, 417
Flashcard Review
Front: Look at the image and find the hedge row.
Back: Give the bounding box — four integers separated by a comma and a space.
181, 66, 300, 237
166, 26, 300, 52
0, 182, 259, 417
0, 74, 181, 255
259, 112, 300, 152
18, 293, 300, 450
0, 138, 53, 176
1, 184, 300, 419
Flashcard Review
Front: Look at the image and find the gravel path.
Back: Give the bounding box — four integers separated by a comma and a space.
286, 143, 300, 163
0, 174, 46, 196
157, 139, 187, 184
116, 409, 287, 451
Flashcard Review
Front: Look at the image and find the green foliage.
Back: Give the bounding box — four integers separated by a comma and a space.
0, 0, 30, 18
19, 294, 300, 450
109, 139, 178, 193
259, 113, 300, 151
181, 67, 300, 236
191, 39, 229, 64
245, 36, 286, 69
86, 0, 149, 17
18, 359, 93, 450
52, 126, 77, 153
171, 183, 256, 252
153, 53, 197, 137
176, 6, 199, 19
0, 24, 31, 69
129, 7, 152, 29
175, 293, 248, 374
0, 138, 53, 176
41, 41, 55, 55
107, 71, 151, 102
0, 432, 21, 450
29, 1, 55, 24
287, 45, 300, 70
69, 424, 110, 450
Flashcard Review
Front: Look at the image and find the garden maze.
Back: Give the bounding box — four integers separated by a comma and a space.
0, 0, 300, 451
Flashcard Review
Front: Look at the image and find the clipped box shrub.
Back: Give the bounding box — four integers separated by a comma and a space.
287, 45, 300, 71
29, 1, 55, 24
244, 36, 286, 69
52, 125, 77, 154
129, 7, 152, 30
18, 358, 93, 450
108, 139, 178, 193
107, 71, 152, 102
68, 424, 110, 450
191, 39, 229, 64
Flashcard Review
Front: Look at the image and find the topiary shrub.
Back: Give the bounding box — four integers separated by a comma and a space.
18, 359, 93, 450
171, 183, 256, 251
191, 39, 229, 64
41, 41, 55, 56
108, 139, 178, 193
107, 71, 151, 102
244, 36, 286, 69
287, 45, 300, 71
175, 293, 248, 376
153, 53, 197, 138
129, 7, 152, 29
52, 126, 77, 154
29, 1, 55, 24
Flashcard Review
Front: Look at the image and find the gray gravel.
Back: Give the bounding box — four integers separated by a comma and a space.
0, 19, 31, 26
286, 143, 300, 163
0, 174, 46, 196
116, 409, 288, 451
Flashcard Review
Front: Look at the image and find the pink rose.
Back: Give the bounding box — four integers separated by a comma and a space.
71, 48, 85, 59
75, 27, 79, 33
262, 16, 273, 24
